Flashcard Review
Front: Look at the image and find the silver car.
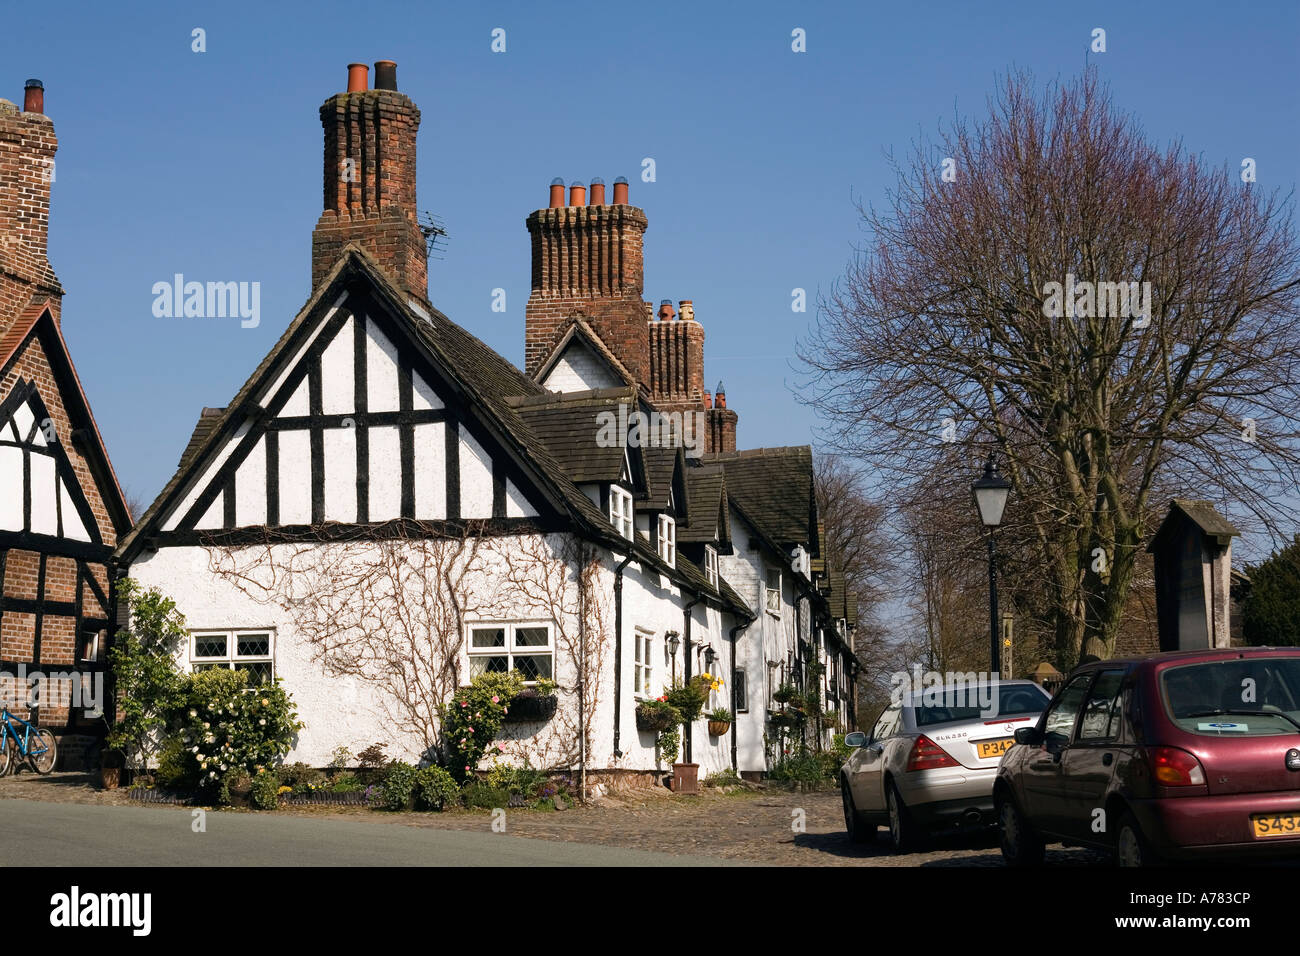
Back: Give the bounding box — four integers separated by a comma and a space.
840, 679, 1051, 851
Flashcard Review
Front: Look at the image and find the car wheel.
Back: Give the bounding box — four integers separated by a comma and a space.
999, 797, 1045, 866
1115, 813, 1160, 868
886, 780, 921, 853
841, 776, 874, 844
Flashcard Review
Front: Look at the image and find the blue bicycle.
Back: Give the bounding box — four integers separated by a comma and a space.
0, 709, 58, 776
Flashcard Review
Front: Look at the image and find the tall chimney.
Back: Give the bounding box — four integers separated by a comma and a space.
0, 79, 61, 323
311, 61, 428, 302
524, 176, 649, 382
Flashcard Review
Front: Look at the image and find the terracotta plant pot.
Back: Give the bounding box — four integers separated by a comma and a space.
708, 720, 731, 737
671, 762, 699, 794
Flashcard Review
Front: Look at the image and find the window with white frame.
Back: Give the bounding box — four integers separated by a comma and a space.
609, 486, 634, 539
704, 545, 718, 588
190, 630, 274, 684
468, 623, 553, 682
657, 514, 676, 565
634, 628, 654, 699
764, 567, 782, 615
766, 660, 779, 708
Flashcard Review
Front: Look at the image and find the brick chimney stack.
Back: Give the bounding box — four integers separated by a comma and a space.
707, 379, 738, 453
311, 61, 428, 303
525, 176, 650, 382
0, 79, 62, 323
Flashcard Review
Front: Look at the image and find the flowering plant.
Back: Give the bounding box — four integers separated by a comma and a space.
442, 670, 525, 782
172, 668, 302, 801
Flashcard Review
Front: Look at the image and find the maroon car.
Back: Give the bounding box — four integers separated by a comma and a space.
995, 647, 1300, 865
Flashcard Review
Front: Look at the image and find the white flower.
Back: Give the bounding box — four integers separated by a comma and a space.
189, 709, 197, 718
259, 719, 266, 726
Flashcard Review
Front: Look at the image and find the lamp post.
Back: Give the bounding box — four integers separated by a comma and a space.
971, 452, 1012, 676
667, 631, 681, 682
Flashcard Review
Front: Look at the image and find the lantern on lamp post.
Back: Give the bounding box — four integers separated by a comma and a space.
971, 452, 1012, 675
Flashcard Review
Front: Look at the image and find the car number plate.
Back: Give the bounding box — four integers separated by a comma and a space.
1251, 812, 1300, 838
976, 738, 1013, 759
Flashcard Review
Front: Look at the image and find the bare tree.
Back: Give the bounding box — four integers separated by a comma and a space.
801, 68, 1300, 667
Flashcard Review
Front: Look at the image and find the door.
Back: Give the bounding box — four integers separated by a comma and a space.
1019, 673, 1091, 835
1059, 669, 1128, 842
852, 703, 901, 813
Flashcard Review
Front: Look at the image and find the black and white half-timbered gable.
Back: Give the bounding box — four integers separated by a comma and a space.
0, 297, 130, 754
116, 62, 854, 784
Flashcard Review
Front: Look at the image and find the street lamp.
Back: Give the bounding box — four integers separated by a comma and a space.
667, 631, 681, 681
972, 452, 1012, 675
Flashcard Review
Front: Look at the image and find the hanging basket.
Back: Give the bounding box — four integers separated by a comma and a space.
504, 693, 558, 724
707, 720, 731, 737
636, 702, 680, 733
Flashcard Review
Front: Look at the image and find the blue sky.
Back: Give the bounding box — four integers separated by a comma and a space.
3, 0, 1297, 518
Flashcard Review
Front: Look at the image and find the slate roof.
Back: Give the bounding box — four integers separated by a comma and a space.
510, 388, 637, 485
1147, 499, 1243, 552
639, 445, 685, 515
0, 295, 131, 530
704, 446, 817, 552
178, 407, 225, 470
678, 463, 729, 546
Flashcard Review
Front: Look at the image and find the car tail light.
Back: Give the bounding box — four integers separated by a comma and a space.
906, 735, 960, 772
1148, 746, 1206, 786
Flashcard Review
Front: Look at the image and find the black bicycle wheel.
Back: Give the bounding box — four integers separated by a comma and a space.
30, 729, 57, 774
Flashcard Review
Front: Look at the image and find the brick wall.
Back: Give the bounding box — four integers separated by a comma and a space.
525, 203, 650, 383
311, 88, 427, 302
0, 95, 61, 324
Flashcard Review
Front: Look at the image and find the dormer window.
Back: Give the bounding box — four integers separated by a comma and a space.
609, 485, 634, 539
705, 545, 718, 588
657, 513, 675, 565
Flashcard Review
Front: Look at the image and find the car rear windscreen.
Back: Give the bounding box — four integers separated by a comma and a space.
1161, 658, 1300, 737
914, 684, 1050, 727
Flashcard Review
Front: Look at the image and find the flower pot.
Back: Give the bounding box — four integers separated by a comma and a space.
99, 767, 120, 791
670, 762, 699, 794
635, 704, 678, 733
708, 720, 731, 737
504, 693, 557, 724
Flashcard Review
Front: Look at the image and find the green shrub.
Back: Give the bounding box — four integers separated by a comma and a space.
461, 780, 510, 809
657, 726, 680, 765
250, 771, 280, 810
414, 765, 460, 810
664, 677, 709, 723
485, 759, 549, 798
707, 707, 734, 723
703, 768, 742, 787
328, 772, 365, 794
108, 580, 187, 774
172, 668, 302, 801
380, 760, 418, 810
768, 752, 840, 785
443, 671, 524, 782
154, 735, 198, 790
278, 762, 325, 790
